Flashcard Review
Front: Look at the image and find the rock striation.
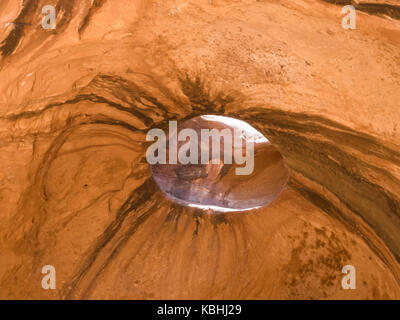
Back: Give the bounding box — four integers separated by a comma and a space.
0, 0, 399, 299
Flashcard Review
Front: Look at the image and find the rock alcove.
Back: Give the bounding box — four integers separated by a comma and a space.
150, 115, 289, 212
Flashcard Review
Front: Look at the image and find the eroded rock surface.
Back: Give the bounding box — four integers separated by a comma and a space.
0, 0, 399, 299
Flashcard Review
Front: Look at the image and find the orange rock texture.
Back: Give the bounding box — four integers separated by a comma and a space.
0, 0, 399, 299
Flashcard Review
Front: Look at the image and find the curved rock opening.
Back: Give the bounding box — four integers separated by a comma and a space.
149, 115, 289, 212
